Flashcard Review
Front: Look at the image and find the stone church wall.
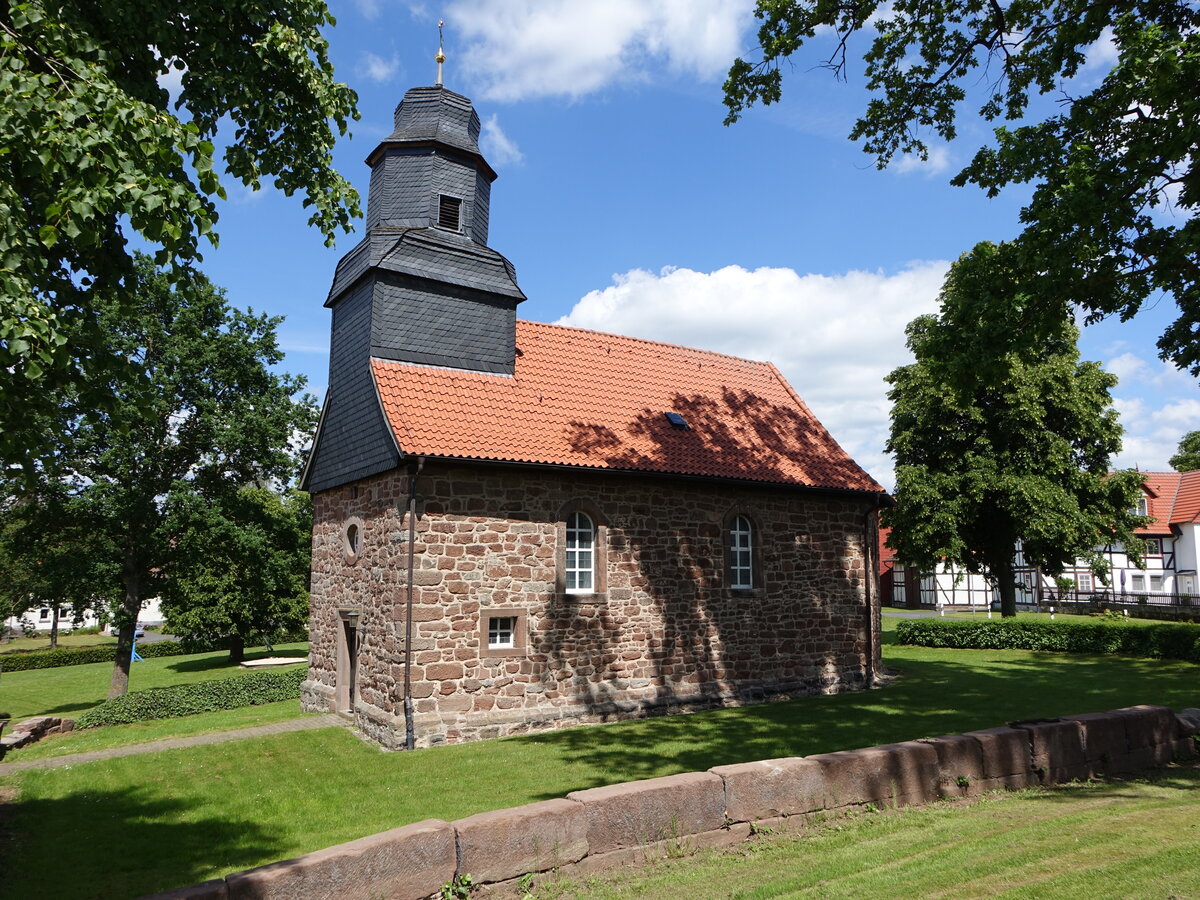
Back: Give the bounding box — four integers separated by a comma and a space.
303, 460, 880, 748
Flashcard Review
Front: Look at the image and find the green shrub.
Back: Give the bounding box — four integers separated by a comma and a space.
76, 665, 306, 728
0, 639, 191, 672
895, 618, 1200, 663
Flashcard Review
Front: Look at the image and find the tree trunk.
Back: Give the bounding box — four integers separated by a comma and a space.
995, 556, 1018, 618
229, 634, 245, 664
108, 557, 141, 699
49, 604, 59, 649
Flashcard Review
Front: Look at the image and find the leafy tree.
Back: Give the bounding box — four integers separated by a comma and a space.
27, 255, 317, 695
724, 0, 1200, 373
884, 244, 1147, 617
0, 485, 121, 646
1, 0, 359, 468
1169, 431, 1200, 472
161, 487, 312, 663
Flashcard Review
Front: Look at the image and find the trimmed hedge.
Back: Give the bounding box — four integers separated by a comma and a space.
0, 639, 190, 672
76, 664, 306, 728
895, 618, 1200, 663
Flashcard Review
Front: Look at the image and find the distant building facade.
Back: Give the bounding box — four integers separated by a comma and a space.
880, 470, 1200, 610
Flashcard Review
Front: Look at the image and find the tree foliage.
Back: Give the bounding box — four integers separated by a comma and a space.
161, 487, 312, 662
0, 0, 359, 467
1169, 430, 1200, 472
724, 0, 1200, 374
16, 256, 318, 695
884, 244, 1147, 616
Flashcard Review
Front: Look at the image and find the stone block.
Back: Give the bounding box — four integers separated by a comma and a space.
709, 757, 825, 822
224, 818, 455, 900
1010, 718, 1088, 784
920, 734, 986, 798
1110, 705, 1177, 749
566, 771, 725, 853
1177, 709, 1200, 736
806, 741, 939, 809
963, 727, 1033, 789
454, 798, 587, 884
1061, 712, 1127, 777
1171, 738, 1198, 761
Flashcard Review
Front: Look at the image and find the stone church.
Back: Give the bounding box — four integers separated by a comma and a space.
299, 80, 888, 749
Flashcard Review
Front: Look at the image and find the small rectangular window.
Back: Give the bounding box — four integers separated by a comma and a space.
1150, 575, 1164, 592
488, 616, 516, 649
40, 608, 50, 620
1130, 574, 1145, 591
1144, 538, 1162, 556
438, 195, 462, 231
1077, 573, 1093, 592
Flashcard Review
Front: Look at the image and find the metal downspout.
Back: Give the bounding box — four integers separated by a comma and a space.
403, 456, 425, 750
863, 497, 881, 686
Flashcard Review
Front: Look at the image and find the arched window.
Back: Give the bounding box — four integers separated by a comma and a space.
565, 511, 595, 593
729, 515, 754, 589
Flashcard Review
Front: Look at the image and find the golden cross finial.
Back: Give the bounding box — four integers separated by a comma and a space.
436, 19, 446, 86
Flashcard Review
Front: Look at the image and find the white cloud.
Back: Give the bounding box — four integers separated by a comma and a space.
1109, 388, 1200, 472
354, 0, 383, 19
480, 114, 524, 167
445, 0, 756, 101
556, 261, 951, 489
1084, 26, 1119, 71
359, 51, 400, 84
894, 144, 951, 176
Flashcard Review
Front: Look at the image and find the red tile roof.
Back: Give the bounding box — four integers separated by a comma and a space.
1138, 471, 1200, 532
372, 320, 883, 493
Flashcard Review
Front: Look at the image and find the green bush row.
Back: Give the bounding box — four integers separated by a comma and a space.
0, 639, 190, 672
895, 618, 1200, 663
76, 665, 306, 728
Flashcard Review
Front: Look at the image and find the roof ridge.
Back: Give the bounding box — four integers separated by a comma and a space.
523, 319, 772, 367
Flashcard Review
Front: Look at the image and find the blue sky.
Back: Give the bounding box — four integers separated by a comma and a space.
183, 1, 1197, 488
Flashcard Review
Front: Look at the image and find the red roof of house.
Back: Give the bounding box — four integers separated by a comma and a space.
371, 320, 883, 493
1138, 471, 1200, 532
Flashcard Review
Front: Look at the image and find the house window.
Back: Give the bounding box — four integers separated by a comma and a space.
566, 511, 595, 593
480, 609, 526, 657
488, 616, 516, 649
437, 194, 462, 231
1144, 537, 1162, 556
1130, 573, 1145, 591
1132, 497, 1148, 516
1150, 574, 1164, 592
39, 608, 50, 621
729, 515, 754, 589
1077, 572, 1093, 592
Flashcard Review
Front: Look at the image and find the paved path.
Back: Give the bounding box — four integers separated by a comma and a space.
0, 714, 347, 774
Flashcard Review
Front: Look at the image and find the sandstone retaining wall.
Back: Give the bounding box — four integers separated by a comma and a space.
143, 704, 1199, 900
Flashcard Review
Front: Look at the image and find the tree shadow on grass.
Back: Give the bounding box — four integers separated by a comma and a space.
165, 649, 307, 674
1, 783, 289, 900
513, 650, 1198, 797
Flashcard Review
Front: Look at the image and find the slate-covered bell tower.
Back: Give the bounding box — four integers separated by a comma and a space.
302, 84, 526, 494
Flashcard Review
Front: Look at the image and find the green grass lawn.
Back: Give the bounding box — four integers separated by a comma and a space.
2, 637, 1198, 899
0, 632, 118, 654
532, 767, 1200, 899
0, 642, 308, 722
9, 700, 308, 761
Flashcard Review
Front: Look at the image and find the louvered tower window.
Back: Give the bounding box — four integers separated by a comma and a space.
438, 194, 462, 231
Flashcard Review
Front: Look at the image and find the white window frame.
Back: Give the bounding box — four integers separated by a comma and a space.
565, 511, 595, 593
1130, 573, 1146, 591
729, 515, 754, 590
1150, 574, 1164, 592
488, 616, 517, 649
1077, 572, 1093, 592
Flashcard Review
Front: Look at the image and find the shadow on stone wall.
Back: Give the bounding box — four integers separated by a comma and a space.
528, 389, 874, 725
